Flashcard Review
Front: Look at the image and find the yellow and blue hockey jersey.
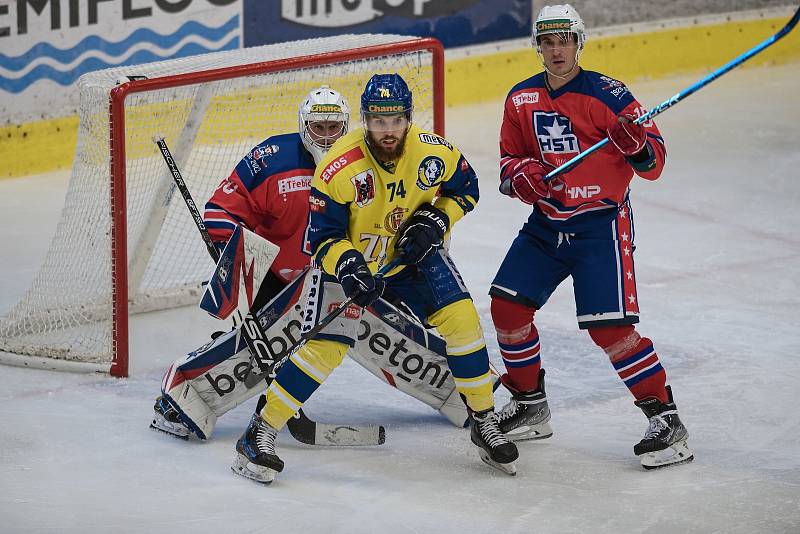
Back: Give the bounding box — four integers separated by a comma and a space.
306, 124, 479, 275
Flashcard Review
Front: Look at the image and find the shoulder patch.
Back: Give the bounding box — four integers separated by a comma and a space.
252, 144, 279, 160
321, 146, 365, 183
416, 156, 446, 191
598, 75, 631, 100
418, 133, 453, 150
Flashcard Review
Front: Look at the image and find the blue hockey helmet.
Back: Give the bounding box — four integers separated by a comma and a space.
360, 74, 413, 121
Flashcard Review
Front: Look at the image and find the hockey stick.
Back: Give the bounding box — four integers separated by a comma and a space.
153, 136, 384, 446
501, 5, 800, 192
243, 257, 401, 388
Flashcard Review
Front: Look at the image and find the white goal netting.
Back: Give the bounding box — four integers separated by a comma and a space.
0, 34, 441, 374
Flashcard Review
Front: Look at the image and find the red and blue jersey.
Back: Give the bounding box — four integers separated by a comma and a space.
500, 69, 666, 233
203, 133, 314, 283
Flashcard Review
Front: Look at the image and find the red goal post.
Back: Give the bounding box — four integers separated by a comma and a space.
0, 35, 444, 377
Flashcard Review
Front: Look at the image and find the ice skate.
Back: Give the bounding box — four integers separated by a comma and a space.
470, 409, 519, 476
232, 413, 284, 484
149, 395, 190, 440
634, 386, 694, 469
497, 369, 553, 441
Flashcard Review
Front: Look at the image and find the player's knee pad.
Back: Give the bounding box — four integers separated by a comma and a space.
291, 338, 349, 377
427, 298, 484, 353
490, 295, 537, 344
588, 325, 649, 362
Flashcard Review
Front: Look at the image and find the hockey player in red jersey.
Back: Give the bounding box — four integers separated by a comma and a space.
490, 4, 693, 469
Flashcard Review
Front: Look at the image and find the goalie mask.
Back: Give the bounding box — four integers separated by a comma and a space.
299, 85, 350, 164
532, 4, 586, 78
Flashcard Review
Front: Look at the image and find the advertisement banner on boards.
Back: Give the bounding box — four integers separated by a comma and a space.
243, 0, 531, 48
0, 0, 242, 123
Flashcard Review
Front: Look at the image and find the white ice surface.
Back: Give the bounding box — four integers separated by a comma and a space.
1, 63, 799, 533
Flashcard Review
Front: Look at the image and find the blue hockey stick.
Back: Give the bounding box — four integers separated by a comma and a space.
502, 5, 800, 190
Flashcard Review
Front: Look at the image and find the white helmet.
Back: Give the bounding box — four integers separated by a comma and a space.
298, 85, 350, 164
531, 4, 586, 51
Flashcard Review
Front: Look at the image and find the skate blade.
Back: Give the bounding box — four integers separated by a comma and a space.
149, 418, 189, 440
478, 449, 517, 476
231, 454, 277, 484
505, 421, 553, 442
640, 439, 694, 470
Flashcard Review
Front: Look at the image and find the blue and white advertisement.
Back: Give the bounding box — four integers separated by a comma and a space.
0, 0, 242, 123
243, 0, 530, 48
0, 0, 529, 124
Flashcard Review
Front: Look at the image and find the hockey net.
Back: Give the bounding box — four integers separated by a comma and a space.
0, 34, 444, 376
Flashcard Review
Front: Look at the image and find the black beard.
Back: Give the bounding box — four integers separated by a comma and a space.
367, 132, 407, 162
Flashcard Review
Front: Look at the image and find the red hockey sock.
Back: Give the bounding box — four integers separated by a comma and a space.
588, 325, 668, 403
490, 296, 541, 392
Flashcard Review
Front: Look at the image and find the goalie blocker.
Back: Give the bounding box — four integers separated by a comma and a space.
159, 267, 475, 440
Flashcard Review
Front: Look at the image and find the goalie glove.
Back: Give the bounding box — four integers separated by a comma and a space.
335, 249, 385, 308
395, 203, 449, 265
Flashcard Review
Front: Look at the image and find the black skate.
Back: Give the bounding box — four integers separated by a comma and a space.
470, 409, 519, 476
149, 395, 190, 440
634, 386, 694, 469
497, 369, 553, 441
232, 413, 284, 484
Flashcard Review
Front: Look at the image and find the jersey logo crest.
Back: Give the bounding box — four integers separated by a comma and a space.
534, 111, 580, 156
416, 156, 446, 191
352, 169, 376, 207
383, 206, 409, 235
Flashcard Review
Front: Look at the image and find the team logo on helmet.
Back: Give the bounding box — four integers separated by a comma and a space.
383, 206, 409, 235
416, 156, 445, 191
352, 169, 376, 207
310, 104, 342, 113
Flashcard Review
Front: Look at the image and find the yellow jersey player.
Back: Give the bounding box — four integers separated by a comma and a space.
231, 73, 518, 484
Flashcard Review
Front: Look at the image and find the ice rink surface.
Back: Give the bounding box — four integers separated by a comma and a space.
1, 63, 799, 533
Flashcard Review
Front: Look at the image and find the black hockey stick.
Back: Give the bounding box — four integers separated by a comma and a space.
153, 136, 384, 446
243, 257, 401, 388
501, 4, 800, 192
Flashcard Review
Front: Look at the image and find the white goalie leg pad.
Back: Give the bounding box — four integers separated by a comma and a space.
161, 272, 310, 439
161, 361, 218, 440
350, 299, 471, 427
300, 266, 361, 344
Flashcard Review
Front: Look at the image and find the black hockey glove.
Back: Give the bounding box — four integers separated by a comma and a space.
395, 203, 450, 265
335, 249, 385, 308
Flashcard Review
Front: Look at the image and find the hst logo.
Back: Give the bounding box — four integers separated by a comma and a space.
534, 111, 579, 155
566, 185, 601, 199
